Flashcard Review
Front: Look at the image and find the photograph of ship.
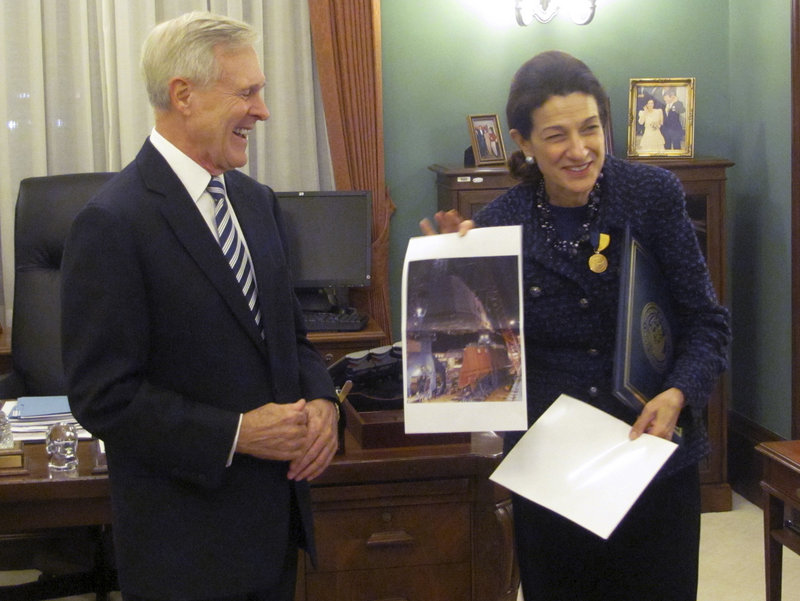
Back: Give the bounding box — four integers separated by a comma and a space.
405, 255, 523, 404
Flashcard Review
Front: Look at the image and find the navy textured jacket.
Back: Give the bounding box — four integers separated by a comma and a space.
473, 154, 731, 475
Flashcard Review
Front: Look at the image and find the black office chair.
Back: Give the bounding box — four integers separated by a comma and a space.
1, 173, 115, 398
0, 172, 117, 601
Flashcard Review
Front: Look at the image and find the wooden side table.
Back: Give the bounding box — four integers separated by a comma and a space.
756, 440, 800, 601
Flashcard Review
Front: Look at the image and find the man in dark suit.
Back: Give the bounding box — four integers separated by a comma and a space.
61, 12, 339, 601
661, 88, 686, 150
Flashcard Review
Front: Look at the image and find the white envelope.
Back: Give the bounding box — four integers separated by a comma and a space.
489, 394, 677, 539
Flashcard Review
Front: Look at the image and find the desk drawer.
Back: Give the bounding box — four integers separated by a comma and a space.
311, 502, 470, 572
765, 460, 800, 504
306, 562, 470, 601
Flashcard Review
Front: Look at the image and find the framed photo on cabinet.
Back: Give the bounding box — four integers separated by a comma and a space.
467, 114, 507, 166
627, 78, 695, 158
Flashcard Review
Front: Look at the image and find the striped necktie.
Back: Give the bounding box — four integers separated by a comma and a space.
207, 177, 263, 332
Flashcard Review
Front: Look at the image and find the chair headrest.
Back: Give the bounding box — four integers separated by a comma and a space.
15, 173, 116, 269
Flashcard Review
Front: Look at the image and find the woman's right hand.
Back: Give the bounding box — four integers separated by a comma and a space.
419, 209, 475, 236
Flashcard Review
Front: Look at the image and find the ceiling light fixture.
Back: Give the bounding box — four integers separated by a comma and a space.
515, 0, 597, 26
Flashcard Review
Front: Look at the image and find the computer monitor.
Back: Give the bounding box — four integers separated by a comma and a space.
276, 190, 372, 311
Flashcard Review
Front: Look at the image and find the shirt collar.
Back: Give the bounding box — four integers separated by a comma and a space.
149, 128, 220, 203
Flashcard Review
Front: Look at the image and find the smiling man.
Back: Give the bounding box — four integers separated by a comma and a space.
61, 12, 339, 601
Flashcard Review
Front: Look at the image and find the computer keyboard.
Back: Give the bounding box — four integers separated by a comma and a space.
303, 308, 368, 332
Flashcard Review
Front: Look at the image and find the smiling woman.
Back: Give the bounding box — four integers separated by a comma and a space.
429, 49, 731, 601
510, 93, 605, 207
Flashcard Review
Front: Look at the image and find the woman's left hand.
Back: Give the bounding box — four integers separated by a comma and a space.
629, 387, 685, 441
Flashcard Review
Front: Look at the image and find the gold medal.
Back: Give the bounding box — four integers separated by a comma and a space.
588, 253, 608, 273
588, 233, 610, 273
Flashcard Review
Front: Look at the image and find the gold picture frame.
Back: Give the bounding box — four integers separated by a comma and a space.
627, 78, 695, 158
467, 114, 507, 166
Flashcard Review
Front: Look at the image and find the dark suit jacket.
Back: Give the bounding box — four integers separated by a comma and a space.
61, 140, 336, 599
474, 155, 730, 478
662, 101, 685, 134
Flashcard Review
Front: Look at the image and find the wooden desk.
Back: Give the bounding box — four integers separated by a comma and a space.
0, 442, 111, 534
0, 441, 113, 600
757, 440, 800, 601
2, 433, 517, 601
298, 430, 516, 601
307, 317, 385, 366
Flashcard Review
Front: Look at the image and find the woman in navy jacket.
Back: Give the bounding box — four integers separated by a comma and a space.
424, 51, 730, 601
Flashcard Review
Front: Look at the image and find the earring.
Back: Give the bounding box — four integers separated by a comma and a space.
525, 155, 535, 165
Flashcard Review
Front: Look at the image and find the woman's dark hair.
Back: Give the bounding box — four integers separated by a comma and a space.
506, 50, 609, 180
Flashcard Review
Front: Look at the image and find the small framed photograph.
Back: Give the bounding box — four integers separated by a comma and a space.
627, 78, 695, 158
467, 114, 507, 166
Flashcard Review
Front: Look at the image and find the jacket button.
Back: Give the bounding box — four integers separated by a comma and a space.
588, 386, 599, 397
579, 298, 590, 309
587, 348, 599, 357
530, 286, 543, 297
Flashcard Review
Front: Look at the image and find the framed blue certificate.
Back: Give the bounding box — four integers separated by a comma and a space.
613, 227, 678, 413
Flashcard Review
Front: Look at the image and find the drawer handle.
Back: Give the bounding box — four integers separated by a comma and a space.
366, 529, 416, 548
373, 598, 408, 601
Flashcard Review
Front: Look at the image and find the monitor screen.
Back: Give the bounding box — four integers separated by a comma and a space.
275, 190, 372, 289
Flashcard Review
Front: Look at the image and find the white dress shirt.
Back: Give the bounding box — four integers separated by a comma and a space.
148, 127, 246, 466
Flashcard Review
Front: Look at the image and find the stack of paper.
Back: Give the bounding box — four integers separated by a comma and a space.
6, 396, 91, 441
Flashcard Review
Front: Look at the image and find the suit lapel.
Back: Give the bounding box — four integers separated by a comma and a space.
225, 174, 294, 374
224, 175, 280, 305
225, 173, 304, 403
136, 144, 267, 352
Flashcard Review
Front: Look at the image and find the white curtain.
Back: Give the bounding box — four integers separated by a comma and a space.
0, 0, 333, 327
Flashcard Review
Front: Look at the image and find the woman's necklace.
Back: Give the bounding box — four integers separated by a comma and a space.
535, 174, 602, 257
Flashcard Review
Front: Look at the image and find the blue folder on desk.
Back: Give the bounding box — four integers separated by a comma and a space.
9, 395, 71, 420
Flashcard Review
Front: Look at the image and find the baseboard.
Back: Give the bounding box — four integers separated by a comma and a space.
727, 409, 784, 507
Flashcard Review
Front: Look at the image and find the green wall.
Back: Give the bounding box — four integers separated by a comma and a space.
381, 0, 793, 437
728, 1, 792, 436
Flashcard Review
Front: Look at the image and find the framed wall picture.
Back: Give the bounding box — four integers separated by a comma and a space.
467, 114, 507, 166
627, 78, 695, 158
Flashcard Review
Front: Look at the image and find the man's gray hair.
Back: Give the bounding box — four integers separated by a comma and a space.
141, 11, 258, 111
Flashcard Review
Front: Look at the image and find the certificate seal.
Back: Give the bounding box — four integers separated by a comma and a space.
640, 302, 673, 373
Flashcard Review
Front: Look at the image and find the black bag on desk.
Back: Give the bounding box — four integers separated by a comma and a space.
328, 343, 403, 412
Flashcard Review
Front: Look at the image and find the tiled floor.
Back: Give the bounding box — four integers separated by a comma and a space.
3, 492, 800, 600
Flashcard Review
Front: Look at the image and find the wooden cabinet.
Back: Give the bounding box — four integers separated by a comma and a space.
295, 432, 518, 601
429, 158, 734, 512
644, 158, 733, 513
428, 164, 516, 219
